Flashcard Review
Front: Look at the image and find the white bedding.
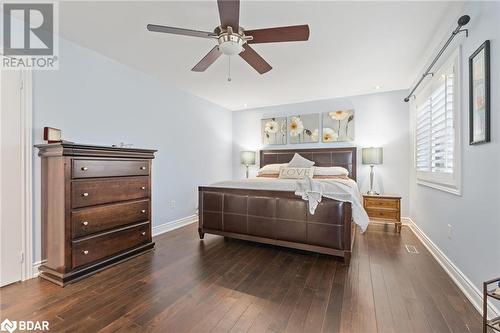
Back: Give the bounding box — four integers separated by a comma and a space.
209, 177, 369, 232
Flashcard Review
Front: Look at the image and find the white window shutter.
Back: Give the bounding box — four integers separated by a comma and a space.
415, 63, 455, 174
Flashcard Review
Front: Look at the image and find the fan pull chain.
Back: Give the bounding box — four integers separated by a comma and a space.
228, 56, 232, 82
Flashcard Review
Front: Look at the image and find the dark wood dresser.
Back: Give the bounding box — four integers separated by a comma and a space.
36, 143, 157, 286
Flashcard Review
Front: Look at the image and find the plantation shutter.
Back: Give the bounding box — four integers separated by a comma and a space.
414, 48, 460, 194
416, 99, 431, 171
415, 66, 455, 174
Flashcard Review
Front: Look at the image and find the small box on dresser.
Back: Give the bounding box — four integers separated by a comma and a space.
36, 143, 157, 286
362, 194, 402, 233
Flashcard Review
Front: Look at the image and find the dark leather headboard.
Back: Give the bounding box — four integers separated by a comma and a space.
259, 147, 357, 181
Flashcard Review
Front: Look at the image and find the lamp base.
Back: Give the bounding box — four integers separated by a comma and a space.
367, 165, 379, 195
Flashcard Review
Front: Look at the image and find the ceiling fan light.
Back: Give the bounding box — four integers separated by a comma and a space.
219, 41, 243, 56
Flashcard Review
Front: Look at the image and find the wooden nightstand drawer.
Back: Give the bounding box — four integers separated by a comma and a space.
364, 198, 399, 210
366, 209, 400, 221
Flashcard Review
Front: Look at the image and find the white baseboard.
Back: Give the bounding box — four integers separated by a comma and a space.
152, 214, 198, 237
32, 260, 46, 278
401, 217, 412, 225
407, 217, 499, 318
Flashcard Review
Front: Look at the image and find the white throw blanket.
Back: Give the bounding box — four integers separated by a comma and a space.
294, 177, 369, 232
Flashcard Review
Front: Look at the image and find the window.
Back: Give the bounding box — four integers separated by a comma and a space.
414, 49, 461, 195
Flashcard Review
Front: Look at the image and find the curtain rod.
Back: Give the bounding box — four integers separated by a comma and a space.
404, 15, 470, 103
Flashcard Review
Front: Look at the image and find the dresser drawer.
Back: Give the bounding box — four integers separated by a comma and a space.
72, 177, 149, 208
72, 223, 150, 268
72, 159, 149, 179
364, 198, 399, 210
72, 199, 150, 238
366, 209, 400, 221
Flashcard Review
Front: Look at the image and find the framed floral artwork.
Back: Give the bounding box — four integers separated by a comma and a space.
261, 117, 287, 145
469, 40, 490, 145
322, 110, 355, 142
288, 114, 319, 144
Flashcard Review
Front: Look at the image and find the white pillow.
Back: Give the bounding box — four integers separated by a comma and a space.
258, 163, 288, 175
314, 166, 349, 176
278, 166, 314, 179
288, 153, 315, 168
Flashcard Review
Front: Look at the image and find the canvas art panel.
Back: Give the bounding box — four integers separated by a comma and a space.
469, 40, 490, 145
288, 114, 319, 144
322, 110, 355, 142
262, 117, 287, 145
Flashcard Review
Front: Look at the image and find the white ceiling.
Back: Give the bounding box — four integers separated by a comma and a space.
59, 1, 464, 110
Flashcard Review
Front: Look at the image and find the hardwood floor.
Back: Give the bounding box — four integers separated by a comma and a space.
0, 223, 484, 332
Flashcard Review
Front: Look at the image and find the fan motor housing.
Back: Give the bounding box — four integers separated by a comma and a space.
218, 33, 245, 56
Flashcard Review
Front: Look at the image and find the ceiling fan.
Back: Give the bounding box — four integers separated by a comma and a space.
146, 0, 310, 75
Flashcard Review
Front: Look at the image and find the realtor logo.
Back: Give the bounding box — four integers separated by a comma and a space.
3, 3, 53, 55
0, 319, 17, 333
1, 2, 58, 69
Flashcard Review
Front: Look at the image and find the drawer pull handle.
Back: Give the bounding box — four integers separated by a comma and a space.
82, 192, 89, 197
83, 250, 89, 255
82, 221, 89, 226
141, 232, 146, 236
140, 166, 147, 170
141, 186, 146, 190
141, 209, 146, 213
81, 166, 88, 171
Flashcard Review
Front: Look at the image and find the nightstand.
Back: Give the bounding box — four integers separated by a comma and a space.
362, 194, 402, 233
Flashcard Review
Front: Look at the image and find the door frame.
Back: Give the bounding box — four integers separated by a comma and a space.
1, 62, 33, 281
20, 70, 33, 280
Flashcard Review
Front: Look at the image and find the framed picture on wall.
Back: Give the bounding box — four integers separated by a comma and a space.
469, 40, 490, 145
322, 110, 355, 142
288, 114, 319, 144
261, 117, 287, 145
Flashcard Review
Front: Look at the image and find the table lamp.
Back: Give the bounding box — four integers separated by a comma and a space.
240, 151, 256, 178
362, 147, 383, 195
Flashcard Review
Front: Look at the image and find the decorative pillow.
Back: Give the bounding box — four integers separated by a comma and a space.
278, 167, 314, 179
287, 153, 315, 168
313, 166, 349, 176
257, 174, 279, 178
257, 163, 288, 176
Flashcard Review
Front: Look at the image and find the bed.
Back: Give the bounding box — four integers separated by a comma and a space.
198, 147, 360, 263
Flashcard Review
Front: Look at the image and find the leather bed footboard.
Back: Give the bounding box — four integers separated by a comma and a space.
198, 186, 354, 262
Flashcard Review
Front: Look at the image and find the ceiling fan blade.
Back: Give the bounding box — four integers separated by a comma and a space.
217, 0, 240, 30
147, 24, 217, 39
191, 46, 222, 72
245, 25, 310, 44
239, 44, 272, 74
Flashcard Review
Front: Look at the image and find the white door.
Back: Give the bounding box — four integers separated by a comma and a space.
0, 68, 24, 287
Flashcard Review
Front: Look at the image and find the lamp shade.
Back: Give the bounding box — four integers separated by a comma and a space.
240, 151, 256, 166
362, 147, 383, 165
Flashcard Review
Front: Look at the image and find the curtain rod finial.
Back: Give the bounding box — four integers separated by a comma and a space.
458, 15, 470, 27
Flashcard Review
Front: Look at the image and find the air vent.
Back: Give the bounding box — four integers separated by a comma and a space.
405, 244, 419, 254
